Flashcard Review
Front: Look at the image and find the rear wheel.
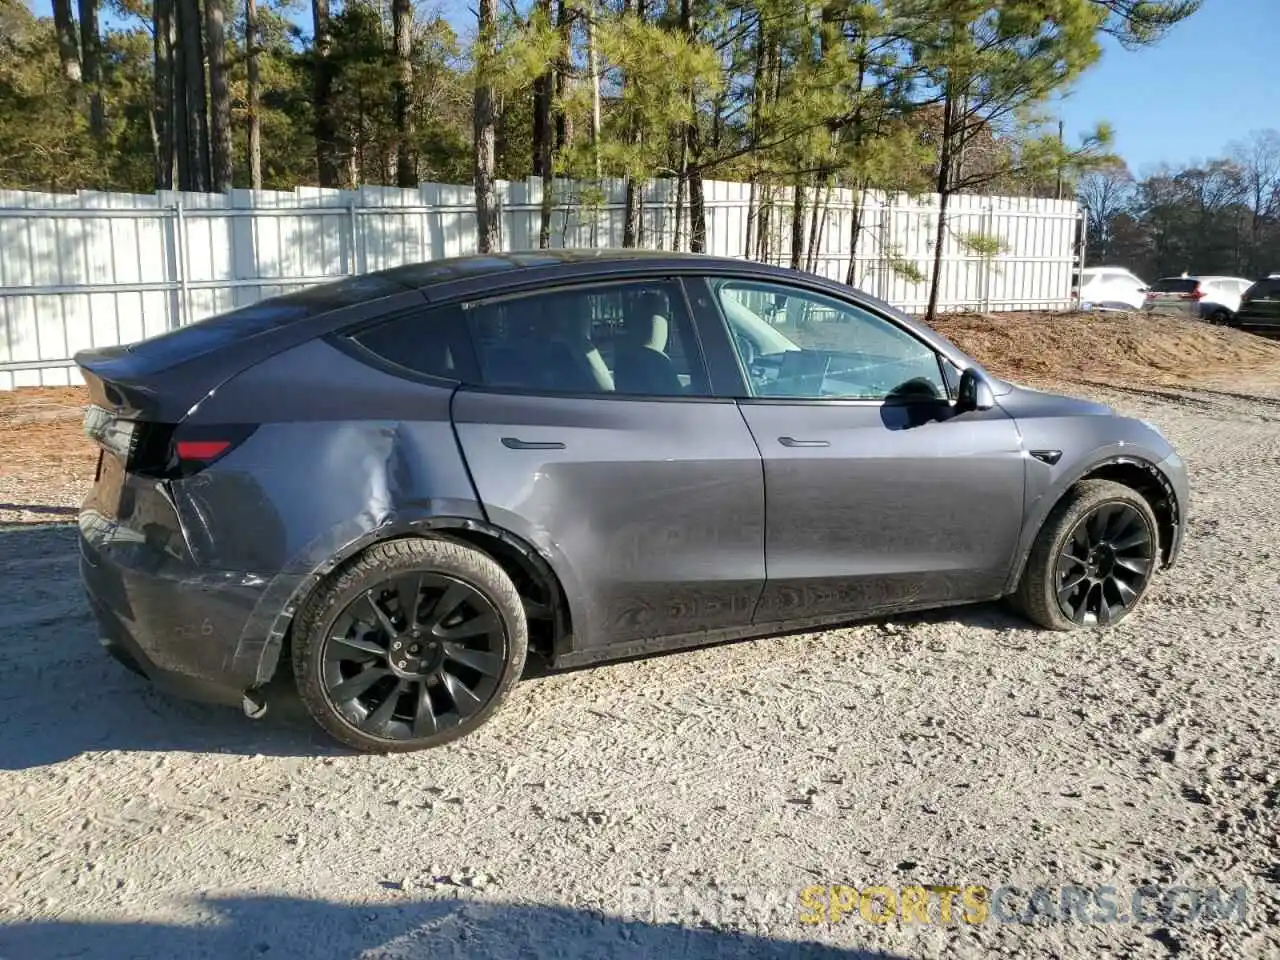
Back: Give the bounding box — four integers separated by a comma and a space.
1011, 480, 1159, 631
1208, 310, 1230, 326
292, 537, 527, 753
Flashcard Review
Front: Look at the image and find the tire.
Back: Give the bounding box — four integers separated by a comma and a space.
1011, 479, 1160, 631
292, 537, 527, 753
1208, 310, 1230, 326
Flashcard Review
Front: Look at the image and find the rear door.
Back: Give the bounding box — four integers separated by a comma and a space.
449, 278, 766, 652
1238, 278, 1280, 335
686, 276, 1026, 624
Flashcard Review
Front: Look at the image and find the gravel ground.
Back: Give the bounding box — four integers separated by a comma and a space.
0, 377, 1278, 960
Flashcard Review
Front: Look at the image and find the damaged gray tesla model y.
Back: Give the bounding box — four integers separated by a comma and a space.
76, 251, 1189, 753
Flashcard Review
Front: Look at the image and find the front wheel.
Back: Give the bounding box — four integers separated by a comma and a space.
292, 537, 527, 753
1011, 480, 1160, 631
1207, 310, 1230, 326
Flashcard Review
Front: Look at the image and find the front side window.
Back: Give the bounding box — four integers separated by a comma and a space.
465, 280, 709, 397
711, 279, 948, 402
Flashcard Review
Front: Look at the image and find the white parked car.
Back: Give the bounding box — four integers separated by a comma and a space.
1073, 266, 1148, 311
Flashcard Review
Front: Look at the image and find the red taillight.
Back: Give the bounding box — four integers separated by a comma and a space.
1145, 291, 1157, 298
176, 440, 232, 461
1178, 286, 1205, 300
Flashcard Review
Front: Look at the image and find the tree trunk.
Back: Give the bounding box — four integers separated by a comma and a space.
585, 2, 602, 181
554, 0, 573, 152
312, 0, 341, 187
52, 0, 81, 83
152, 0, 175, 189
679, 0, 705, 253
76, 0, 105, 137
474, 0, 500, 253
743, 25, 766, 260
925, 83, 958, 323
757, 183, 772, 261
245, 0, 262, 189
393, 0, 415, 187
805, 175, 825, 272
689, 165, 706, 253
844, 180, 867, 286
207, 0, 233, 191
789, 179, 806, 270
621, 0, 644, 248
174, 0, 210, 191
532, 0, 553, 178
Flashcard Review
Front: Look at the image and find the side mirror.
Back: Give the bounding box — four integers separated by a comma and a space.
957, 367, 996, 412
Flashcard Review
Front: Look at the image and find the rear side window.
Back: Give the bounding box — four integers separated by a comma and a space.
1149, 278, 1199, 293
463, 280, 710, 397
346, 305, 476, 382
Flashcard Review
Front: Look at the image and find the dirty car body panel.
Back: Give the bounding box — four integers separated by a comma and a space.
74, 251, 1190, 720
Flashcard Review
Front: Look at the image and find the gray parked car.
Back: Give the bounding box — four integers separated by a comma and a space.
1140, 274, 1253, 324
76, 251, 1188, 753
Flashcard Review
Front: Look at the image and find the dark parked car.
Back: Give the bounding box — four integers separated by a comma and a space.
1230, 275, 1280, 338
76, 251, 1189, 753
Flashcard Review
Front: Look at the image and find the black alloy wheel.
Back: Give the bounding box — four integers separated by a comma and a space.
1011, 479, 1161, 631
1054, 501, 1155, 626
323, 573, 506, 739
293, 538, 527, 752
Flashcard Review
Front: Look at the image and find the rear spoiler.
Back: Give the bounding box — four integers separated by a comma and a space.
75, 345, 239, 422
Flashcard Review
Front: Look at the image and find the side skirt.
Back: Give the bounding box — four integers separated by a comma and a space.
551, 594, 1005, 670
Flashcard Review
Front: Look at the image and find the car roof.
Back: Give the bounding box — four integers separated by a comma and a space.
370, 249, 733, 289
1158, 275, 1247, 282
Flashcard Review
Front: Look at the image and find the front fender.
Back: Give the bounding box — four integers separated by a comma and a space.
1002, 432, 1187, 595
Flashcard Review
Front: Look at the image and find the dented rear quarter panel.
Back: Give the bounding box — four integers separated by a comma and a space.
173, 338, 487, 686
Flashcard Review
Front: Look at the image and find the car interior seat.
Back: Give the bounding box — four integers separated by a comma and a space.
612, 291, 685, 396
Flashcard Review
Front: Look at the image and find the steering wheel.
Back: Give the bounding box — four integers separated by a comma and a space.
734, 331, 758, 370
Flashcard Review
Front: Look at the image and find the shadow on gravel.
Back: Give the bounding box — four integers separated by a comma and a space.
0, 523, 1027, 770
0, 896, 907, 960
0, 524, 336, 770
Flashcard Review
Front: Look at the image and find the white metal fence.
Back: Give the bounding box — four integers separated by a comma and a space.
0, 177, 1083, 388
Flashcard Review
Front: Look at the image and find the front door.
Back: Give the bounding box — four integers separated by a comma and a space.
451, 278, 766, 650
693, 276, 1026, 625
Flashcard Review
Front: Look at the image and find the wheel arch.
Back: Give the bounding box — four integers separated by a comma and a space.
1006, 454, 1182, 594
251, 518, 576, 690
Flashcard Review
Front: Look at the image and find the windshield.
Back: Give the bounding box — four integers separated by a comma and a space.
717, 293, 802, 355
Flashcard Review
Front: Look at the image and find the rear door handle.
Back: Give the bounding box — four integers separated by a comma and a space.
778, 437, 830, 448
501, 437, 566, 450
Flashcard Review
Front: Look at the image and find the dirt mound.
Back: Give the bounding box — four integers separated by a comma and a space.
929, 310, 1280, 387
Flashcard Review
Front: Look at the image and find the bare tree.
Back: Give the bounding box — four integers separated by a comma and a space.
207, 0, 234, 191
1077, 162, 1134, 261
474, 0, 500, 252
245, 0, 262, 189
1228, 130, 1280, 275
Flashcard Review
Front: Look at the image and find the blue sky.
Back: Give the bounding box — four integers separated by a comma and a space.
28, 0, 1277, 175
1055, 0, 1280, 175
